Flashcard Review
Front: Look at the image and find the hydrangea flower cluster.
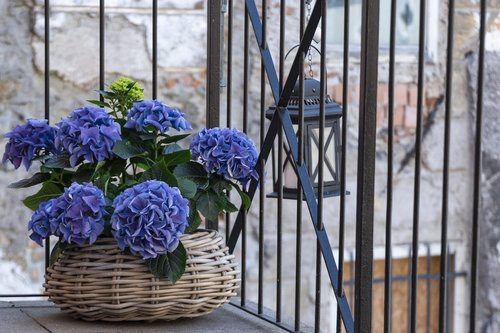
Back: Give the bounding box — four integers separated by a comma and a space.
108, 76, 145, 101
28, 199, 55, 246
125, 100, 192, 134
2, 119, 57, 170
28, 183, 106, 246
111, 180, 189, 259
190, 127, 259, 187
55, 106, 122, 167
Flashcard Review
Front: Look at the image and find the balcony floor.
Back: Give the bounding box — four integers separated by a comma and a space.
0, 300, 288, 333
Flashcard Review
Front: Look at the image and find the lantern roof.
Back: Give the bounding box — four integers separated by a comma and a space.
266, 78, 343, 122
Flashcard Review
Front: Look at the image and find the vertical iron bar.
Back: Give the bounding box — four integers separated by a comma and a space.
445, 245, 451, 333
350, 250, 355, 308
44, 0, 50, 269
279, 0, 286, 91
407, 245, 413, 333
354, 0, 380, 331
410, 0, 427, 331
337, 0, 350, 332
315, 1, 328, 331
276, 0, 285, 323
152, 0, 158, 99
99, 0, 105, 101
470, 0, 487, 331
206, 0, 222, 231
225, 0, 233, 242
439, 1, 454, 332
295, 3, 305, 330
384, 0, 397, 332
426, 244, 432, 333
241, 6, 249, 307
258, 0, 267, 315
277, 124, 283, 323
295, 57, 305, 333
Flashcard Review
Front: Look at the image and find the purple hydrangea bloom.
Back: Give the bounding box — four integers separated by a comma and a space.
2, 119, 57, 170
190, 128, 259, 187
49, 183, 107, 246
124, 100, 192, 134
111, 180, 189, 259
55, 106, 122, 167
28, 199, 56, 246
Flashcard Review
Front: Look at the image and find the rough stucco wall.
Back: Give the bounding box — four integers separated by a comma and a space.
469, 50, 500, 333
0, 0, 207, 293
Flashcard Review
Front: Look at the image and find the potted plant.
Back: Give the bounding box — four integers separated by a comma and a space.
2, 77, 258, 321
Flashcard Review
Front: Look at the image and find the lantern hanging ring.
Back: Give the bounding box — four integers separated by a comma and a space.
284, 44, 324, 79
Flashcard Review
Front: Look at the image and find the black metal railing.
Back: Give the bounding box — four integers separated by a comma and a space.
0, 1, 491, 333
208, 0, 490, 333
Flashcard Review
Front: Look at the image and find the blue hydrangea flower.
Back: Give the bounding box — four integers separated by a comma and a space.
55, 106, 122, 167
124, 100, 192, 133
2, 119, 57, 170
190, 128, 259, 187
111, 180, 189, 259
28, 199, 56, 246
49, 183, 107, 246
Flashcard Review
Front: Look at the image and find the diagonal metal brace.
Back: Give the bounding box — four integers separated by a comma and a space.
226, 1, 354, 332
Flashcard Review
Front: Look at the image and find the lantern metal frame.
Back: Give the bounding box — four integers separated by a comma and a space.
266, 78, 343, 199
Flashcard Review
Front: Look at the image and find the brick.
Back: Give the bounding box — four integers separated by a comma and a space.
395, 105, 405, 127
377, 83, 388, 105
377, 105, 386, 128
331, 83, 343, 103
405, 106, 418, 129
408, 84, 418, 106
395, 84, 408, 106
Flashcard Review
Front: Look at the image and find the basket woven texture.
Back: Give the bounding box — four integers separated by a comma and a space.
44, 230, 239, 321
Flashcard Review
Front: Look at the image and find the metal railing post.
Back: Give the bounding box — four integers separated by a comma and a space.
206, 0, 224, 231
354, 0, 380, 331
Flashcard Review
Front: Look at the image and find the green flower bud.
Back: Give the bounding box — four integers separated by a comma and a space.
109, 76, 144, 101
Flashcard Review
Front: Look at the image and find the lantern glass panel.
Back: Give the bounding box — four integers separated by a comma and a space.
282, 128, 298, 191
310, 126, 337, 183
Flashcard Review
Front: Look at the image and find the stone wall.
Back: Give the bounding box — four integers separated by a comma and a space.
0, 0, 499, 331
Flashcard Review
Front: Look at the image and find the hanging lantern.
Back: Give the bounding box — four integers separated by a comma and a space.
266, 78, 343, 199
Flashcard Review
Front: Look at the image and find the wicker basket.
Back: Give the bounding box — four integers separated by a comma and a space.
44, 230, 239, 321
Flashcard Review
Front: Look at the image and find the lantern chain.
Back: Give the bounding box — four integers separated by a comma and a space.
306, 0, 314, 78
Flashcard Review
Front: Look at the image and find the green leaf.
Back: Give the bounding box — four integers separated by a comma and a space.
23, 182, 63, 211
95, 89, 116, 99
177, 178, 197, 199
220, 195, 239, 213
210, 176, 232, 193
162, 149, 191, 167
44, 154, 71, 169
230, 181, 251, 209
195, 190, 224, 221
146, 242, 187, 283
173, 162, 209, 187
8, 173, 50, 189
33, 155, 51, 162
125, 80, 138, 89
87, 99, 111, 108
72, 164, 96, 183
139, 133, 157, 141
185, 200, 202, 234
140, 160, 178, 186
112, 140, 145, 159
158, 134, 191, 145
49, 240, 67, 266
107, 158, 128, 175
162, 143, 182, 155
92, 169, 112, 190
